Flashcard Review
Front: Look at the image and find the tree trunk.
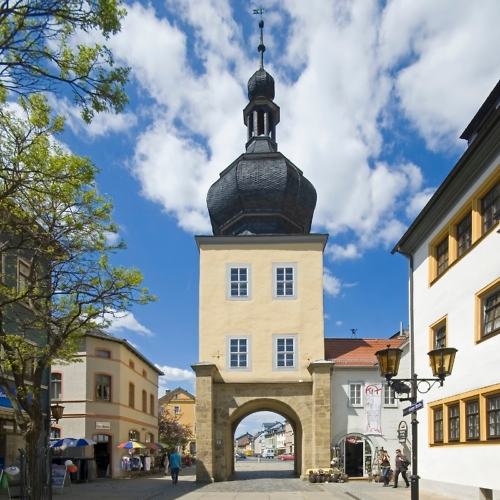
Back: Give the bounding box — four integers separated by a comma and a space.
24, 419, 45, 500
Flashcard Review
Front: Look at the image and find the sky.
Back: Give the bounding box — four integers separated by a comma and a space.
47, 0, 500, 435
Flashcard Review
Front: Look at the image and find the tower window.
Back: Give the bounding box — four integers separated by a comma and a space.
227, 336, 251, 371
273, 263, 297, 300
273, 334, 298, 371
226, 265, 252, 300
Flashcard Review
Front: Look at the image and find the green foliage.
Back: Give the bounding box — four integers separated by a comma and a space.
0, 95, 155, 458
0, 0, 130, 122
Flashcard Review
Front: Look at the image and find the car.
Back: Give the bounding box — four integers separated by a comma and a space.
235, 453, 247, 460
277, 453, 294, 461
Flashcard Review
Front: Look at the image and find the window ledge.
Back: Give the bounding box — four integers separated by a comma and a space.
476, 328, 500, 345
430, 220, 500, 287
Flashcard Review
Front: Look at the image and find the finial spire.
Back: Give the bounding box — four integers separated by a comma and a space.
253, 7, 266, 70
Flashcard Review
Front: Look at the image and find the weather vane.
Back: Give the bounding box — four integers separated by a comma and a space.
253, 7, 266, 69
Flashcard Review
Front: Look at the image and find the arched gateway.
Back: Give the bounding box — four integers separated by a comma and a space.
192, 17, 333, 483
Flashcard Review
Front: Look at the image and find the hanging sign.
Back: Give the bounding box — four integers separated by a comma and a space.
346, 436, 357, 444
364, 384, 383, 435
51, 466, 67, 490
397, 421, 408, 443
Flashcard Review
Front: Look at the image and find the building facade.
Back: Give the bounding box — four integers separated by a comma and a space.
327, 335, 411, 478
158, 387, 196, 455
394, 80, 500, 499
51, 330, 163, 478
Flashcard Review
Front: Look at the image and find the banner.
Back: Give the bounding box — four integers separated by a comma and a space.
364, 384, 382, 435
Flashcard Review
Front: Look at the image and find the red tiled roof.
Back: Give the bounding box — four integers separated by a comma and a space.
324, 337, 407, 366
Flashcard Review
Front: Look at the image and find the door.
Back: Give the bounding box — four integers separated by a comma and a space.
94, 434, 111, 477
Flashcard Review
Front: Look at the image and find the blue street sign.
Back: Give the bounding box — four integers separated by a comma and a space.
402, 400, 424, 416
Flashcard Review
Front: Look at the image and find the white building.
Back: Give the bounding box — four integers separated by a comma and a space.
327, 333, 411, 478
393, 80, 500, 499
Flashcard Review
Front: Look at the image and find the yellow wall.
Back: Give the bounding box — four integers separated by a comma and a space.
198, 237, 326, 382
160, 390, 196, 436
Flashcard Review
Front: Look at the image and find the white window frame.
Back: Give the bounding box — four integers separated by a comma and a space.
17, 257, 31, 293
51, 373, 62, 401
383, 383, 397, 407
272, 263, 297, 300
226, 335, 251, 371
174, 406, 180, 415
348, 382, 364, 407
273, 334, 298, 371
226, 264, 252, 300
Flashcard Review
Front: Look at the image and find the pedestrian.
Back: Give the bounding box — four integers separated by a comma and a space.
394, 449, 410, 488
378, 450, 391, 487
185, 454, 192, 467
161, 452, 169, 475
169, 449, 181, 484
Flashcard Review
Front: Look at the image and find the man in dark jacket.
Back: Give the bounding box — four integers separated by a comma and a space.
394, 449, 410, 488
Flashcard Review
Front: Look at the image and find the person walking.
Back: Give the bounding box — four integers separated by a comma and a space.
162, 452, 170, 475
393, 449, 410, 488
169, 449, 181, 484
379, 450, 391, 487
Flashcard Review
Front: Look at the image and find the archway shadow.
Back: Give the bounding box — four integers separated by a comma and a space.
229, 469, 298, 481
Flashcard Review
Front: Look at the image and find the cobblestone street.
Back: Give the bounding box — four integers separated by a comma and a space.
61, 458, 454, 500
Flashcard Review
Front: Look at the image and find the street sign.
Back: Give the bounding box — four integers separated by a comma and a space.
402, 400, 424, 416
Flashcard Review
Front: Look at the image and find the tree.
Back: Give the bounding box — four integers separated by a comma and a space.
0, 94, 155, 499
158, 408, 194, 452
0, 0, 129, 122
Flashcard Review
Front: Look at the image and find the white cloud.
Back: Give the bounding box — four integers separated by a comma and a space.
326, 243, 361, 262
48, 95, 137, 137
323, 268, 342, 297
405, 187, 436, 219
335, 321, 343, 327
104, 1, 500, 249
105, 311, 153, 337
156, 365, 196, 395
104, 231, 121, 246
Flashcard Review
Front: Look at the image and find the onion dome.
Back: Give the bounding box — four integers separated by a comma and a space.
205, 13, 317, 236
248, 69, 275, 101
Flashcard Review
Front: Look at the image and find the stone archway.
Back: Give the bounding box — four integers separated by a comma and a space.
192, 361, 333, 483
227, 398, 304, 477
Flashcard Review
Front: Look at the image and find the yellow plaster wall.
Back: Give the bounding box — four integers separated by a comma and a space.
199, 240, 325, 382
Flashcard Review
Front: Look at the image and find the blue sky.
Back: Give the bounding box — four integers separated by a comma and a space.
51, 0, 500, 435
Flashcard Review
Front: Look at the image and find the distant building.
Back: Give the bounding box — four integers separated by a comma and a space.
158, 387, 196, 455
326, 333, 411, 478
394, 79, 500, 499
51, 330, 163, 478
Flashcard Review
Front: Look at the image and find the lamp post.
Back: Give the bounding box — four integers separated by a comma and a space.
50, 403, 65, 425
374, 346, 457, 500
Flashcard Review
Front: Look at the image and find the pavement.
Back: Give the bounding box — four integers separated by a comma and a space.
59, 459, 454, 500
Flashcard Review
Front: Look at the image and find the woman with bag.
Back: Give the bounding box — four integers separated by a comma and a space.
379, 450, 391, 487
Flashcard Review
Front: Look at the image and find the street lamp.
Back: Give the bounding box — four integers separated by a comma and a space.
374, 345, 457, 500
50, 403, 65, 424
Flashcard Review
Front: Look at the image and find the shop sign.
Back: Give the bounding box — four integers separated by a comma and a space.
95, 422, 110, 430
397, 421, 408, 443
